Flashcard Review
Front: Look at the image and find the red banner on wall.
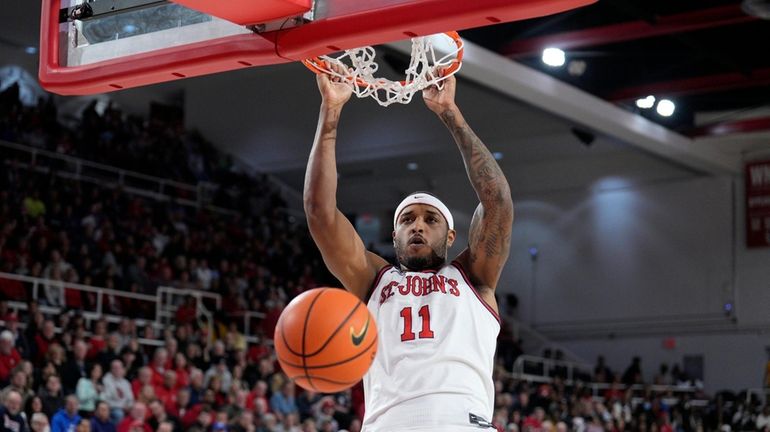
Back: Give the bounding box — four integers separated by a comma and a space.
746, 160, 770, 248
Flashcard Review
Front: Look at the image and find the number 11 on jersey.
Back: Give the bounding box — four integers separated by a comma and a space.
400, 305, 434, 341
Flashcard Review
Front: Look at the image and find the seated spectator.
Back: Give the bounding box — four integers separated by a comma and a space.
116, 403, 151, 432
204, 359, 233, 396
76, 362, 103, 416
172, 353, 189, 389
155, 371, 178, 409
0, 331, 22, 386
39, 375, 65, 419
62, 340, 89, 394
147, 399, 181, 432
0, 389, 26, 432
7, 369, 34, 407
91, 402, 117, 432
76, 418, 92, 432
51, 395, 81, 432
102, 360, 134, 423
130, 368, 152, 399
230, 411, 255, 432
149, 348, 169, 388
270, 381, 298, 420
166, 387, 191, 420
87, 321, 108, 361
187, 408, 212, 432
33, 320, 58, 365
758, 405, 770, 431
30, 412, 50, 432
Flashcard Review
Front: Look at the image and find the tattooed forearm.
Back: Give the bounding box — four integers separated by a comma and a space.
439, 108, 510, 206
439, 107, 513, 268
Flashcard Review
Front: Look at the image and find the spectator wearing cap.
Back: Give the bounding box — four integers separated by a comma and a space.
0, 330, 22, 386
91, 402, 116, 432
0, 389, 27, 432
51, 395, 82, 432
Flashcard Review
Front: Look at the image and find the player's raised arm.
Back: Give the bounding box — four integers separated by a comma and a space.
304, 71, 389, 299
423, 76, 514, 292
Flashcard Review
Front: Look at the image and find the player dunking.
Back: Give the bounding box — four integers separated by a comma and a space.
303, 70, 513, 431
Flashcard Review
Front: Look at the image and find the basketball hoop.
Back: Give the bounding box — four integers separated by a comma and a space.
303, 32, 463, 107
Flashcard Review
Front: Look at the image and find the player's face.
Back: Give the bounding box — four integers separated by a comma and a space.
393, 204, 455, 271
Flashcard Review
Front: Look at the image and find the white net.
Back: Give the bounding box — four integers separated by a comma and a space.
304, 32, 463, 107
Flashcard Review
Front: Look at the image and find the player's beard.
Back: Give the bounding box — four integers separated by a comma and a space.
394, 233, 448, 271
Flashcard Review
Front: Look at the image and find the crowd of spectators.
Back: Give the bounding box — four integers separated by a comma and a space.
1, 81, 769, 432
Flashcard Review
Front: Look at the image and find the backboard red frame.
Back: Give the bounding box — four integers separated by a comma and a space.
39, 0, 596, 95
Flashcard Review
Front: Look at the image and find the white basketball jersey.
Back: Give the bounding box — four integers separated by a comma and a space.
362, 261, 500, 432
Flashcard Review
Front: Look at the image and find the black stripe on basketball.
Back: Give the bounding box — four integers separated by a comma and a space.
301, 289, 327, 392
302, 300, 362, 358
279, 289, 325, 358
276, 334, 377, 370
294, 375, 361, 387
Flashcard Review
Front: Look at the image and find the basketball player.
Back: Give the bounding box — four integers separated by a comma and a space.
304, 70, 513, 431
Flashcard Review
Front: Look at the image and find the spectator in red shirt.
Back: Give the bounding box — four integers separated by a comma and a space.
166, 387, 191, 420
149, 348, 169, 388
117, 402, 152, 432
0, 330, 22, 385
87, 320, 108, 361
131, 367, 153, 399
33, 319, 58, 365
174, 297, 197, 327
172, 353, 190, 389
155, 371, 178, 409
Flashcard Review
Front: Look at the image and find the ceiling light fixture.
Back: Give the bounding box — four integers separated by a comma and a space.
542, 47, 565, 67
656, 99, 675, 117
635, 95, 656, 109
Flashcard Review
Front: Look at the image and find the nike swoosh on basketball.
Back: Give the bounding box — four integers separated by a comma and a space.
350, 317, 370, 346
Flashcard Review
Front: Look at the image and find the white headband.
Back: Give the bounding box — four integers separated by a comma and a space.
393, 193, 454, 230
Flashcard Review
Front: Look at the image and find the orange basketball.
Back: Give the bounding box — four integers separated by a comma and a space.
274, 288, 378, 393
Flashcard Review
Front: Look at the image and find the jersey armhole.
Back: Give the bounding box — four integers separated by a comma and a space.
364, 265, 393, 304
451, 260, 501, 324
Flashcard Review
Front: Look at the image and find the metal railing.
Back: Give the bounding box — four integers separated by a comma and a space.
509, 319, 587, 364
746, 388, 770, 405
0, 272, 266, 345
0, 272, 164, 341
511, 354, 593, 383
507, 354, 703, 406
1, 139, 234, 215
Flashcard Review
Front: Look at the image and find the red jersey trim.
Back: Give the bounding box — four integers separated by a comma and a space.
365, 265, 394, 304
450, 261, 501, 324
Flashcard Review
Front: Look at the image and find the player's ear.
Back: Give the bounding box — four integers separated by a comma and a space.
446, 229, 456, 247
